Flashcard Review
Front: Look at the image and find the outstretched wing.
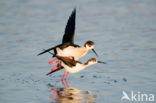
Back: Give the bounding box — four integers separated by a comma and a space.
62, 8, 76, 44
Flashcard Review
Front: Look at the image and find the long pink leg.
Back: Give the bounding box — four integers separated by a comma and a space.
61, 78, 69, 88
51, 64, 60, 71
61, 71, 66, 81
64, 79, 69, 87
49, 58, 58, 65
64, 72, 69, 80
61, 72, 69, 88
61, 80, 66, 88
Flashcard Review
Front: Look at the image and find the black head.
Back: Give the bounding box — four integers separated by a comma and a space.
84, 41, 98, 57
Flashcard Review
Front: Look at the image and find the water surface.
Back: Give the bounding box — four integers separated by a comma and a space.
0, 0, 156, 103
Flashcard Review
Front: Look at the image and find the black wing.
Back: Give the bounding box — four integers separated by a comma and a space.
56, 55, 76, 67
37, 44, 60, 56
62, 8, 76, 44
37, 47, 55, 56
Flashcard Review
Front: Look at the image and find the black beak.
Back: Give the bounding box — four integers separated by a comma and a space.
92, 49, 98, 57
43, 49, 54, 55
98, 61, 106, 64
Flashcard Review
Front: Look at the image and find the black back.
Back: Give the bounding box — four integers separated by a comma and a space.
62, 8, 76, 44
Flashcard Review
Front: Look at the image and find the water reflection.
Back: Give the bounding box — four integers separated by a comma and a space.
61, 79, 69, 88
47, 81, 97, 103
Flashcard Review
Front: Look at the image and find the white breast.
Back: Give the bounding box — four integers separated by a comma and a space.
56, 46, 88, 60
61, 62, 86, 73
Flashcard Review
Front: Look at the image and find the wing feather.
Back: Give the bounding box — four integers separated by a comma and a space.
62, 8, 76, 44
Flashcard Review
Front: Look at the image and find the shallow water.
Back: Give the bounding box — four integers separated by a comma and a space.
0, 0, 156, 103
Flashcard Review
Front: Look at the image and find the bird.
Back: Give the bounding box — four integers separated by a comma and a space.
38, 8, 98, 75
55, 55, 106, 81
37, 8, 98, 61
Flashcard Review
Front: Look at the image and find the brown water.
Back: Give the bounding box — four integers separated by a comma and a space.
0, 0, 156, 103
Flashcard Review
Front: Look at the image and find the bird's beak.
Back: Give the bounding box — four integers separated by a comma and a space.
92, 49, 98, 57
43, 49, 54, 55
98, 61, 106, 64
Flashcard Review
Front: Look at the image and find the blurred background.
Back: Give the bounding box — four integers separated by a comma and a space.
0, 0, 156, 103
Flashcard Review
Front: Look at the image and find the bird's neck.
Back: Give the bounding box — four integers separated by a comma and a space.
74, 63, 92, 72
84, 62, 94, 67
77, 62, 95, 71
75, 47, 88, 59
84, 46, 89, 50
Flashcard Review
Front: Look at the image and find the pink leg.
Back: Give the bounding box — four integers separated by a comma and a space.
51, 64, 60, 71
64, 79, 69, 87
49, 58, 58, 65
61, 71, 66, 81
64, 72, 69, 80
61, 72, 69, 88
61, 80, 66, 88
